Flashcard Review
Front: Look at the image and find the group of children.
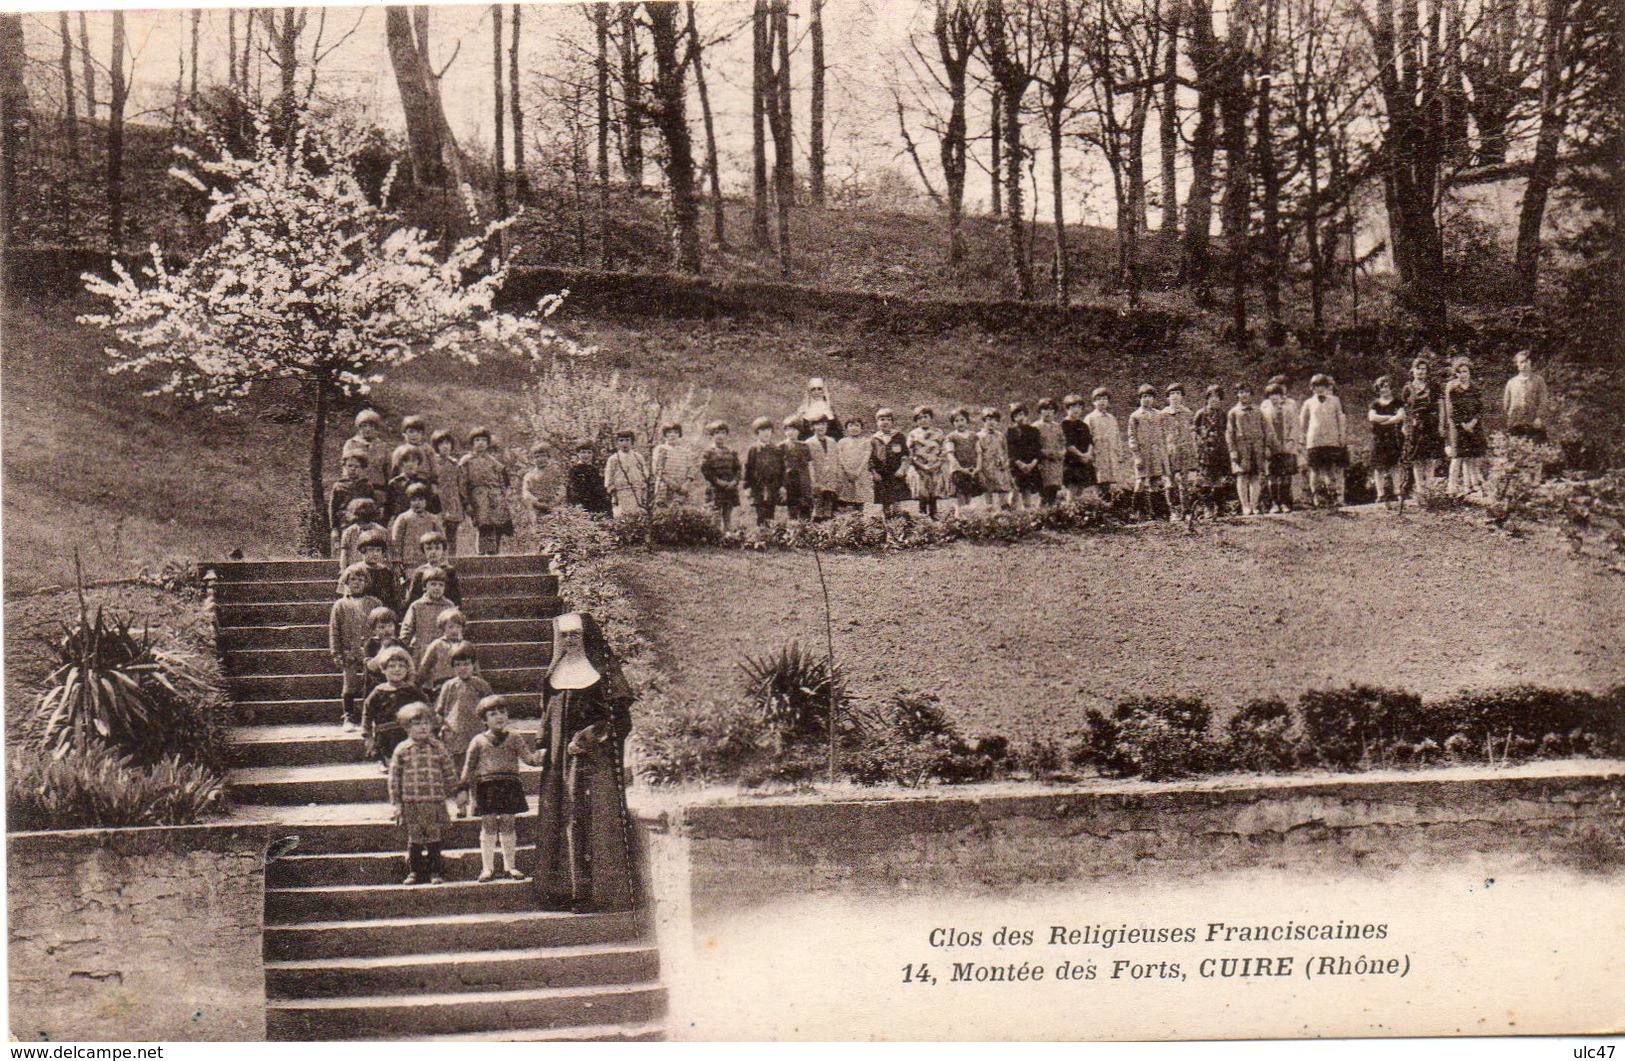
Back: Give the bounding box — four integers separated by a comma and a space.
328, 520, 540, 885
552, 355, 1542, 528
330, 409, 518, 560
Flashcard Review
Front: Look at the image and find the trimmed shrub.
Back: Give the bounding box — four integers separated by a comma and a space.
1297, 684, 1426, 769
1221, 697, 1298, 773
846, 690, 1002, 786
1079, 696, 1213, 780
614, 506, 726, 548
1435, 685, 1619, 761
6, 745, 224, 831
631, 695, 766, 786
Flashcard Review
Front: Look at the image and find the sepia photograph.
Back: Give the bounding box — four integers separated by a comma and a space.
0, 0, 1621, 1044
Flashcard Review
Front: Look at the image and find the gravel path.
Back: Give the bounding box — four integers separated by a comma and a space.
619, 510, 1625, 742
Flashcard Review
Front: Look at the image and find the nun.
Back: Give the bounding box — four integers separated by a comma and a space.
536, 612, 640, 913
795, 377, 845, 440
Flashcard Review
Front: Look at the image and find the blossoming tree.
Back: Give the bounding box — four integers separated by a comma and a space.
80, 118, 576, 550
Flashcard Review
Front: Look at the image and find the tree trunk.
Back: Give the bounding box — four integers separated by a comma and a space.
492, 5, 508, 228
309, 376, 331, 553
644, 0, 703, 274
1255, 0, 1283, 343
108, 12, 128, 253
1217, 26, 1248, 347
809, 0, 826, 205
385, 6, 468, 240
189, 10, 201, 107
1158, 0, 1179, 243
751, 0, 772, 247
79, 13, 96, 121
618, 3, 644, 189
990, 84, 1003, 217
594, 2, 612, 266
274, 10, 301, 155
0, 13, 25, 251
1182, 0, 1216, 293
1127, 96, 1149, 236
510, 5, 528, 201
59, 13, 79, 163
228, 9, 238, 92
935, 1, 971, 266
241, 9, 255, 98
1049, 109, 1068, 305
772, 0, 795, 208
688, 3, 726, 247
1514, 0, 1570, 293
984, 0, 1032, 299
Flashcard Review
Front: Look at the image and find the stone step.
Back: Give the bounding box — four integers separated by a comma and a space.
229, 641, 550, 676
229, 665, 550, 702
219, 595, 561, 627
248, 801, 539, 855
264, 909, 646, 961
222, 618, 553, 651
413, 1020, 665, 1042
232, 762, 542, 805
265, 943, 660, 999
215, 573, 559, 605
210, 555, 553, 583
267, 879, 539, 923
233, 722, 542, 769
268, 846, 539, 888
266, 981, 665, 1040
233, 694, 542, 728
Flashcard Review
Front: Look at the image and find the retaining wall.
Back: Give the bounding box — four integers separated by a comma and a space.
7, 822, 272, 1042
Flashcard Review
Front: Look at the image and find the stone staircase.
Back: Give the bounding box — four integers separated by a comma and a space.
210, 555, 665, 1042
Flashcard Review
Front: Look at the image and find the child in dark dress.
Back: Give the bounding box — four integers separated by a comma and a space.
329, 453, 376, 558
565, 441, 614, 516
780, 417, 813, 522
1061, 394, 1096, 501
1369, 375, 1408, 507
337, 498, 388, 571
700, 421, 743, 530
363, 646, 426, 767
357, 529, 401, 613
869, 408, 911, 519
743, 417, 786, 527
1006, 402, 1043, 510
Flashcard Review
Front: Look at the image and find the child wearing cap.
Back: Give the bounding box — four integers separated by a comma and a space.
1034, 398, 1066, 506
388, 702, 465, 885
652, 423, 699, 508
347, 409, 391, 495
780, 417, 813, 522
406, 531, 462, 608
1084, 389, 1125, 503
976, 407, 1013, 511
565, 440, 614, 516
1300, 373, 1349, 508
435, 643, 493, 762
805, 416, 840, 521
386, 447, 439, 523
907, 406, 949, 519
329, 452, 377, 557
1162, 384, 1198, 520
604, 430, 651, 519
337, 498, 388, 571
1128, 384, 1172, 521
870, 409, 912, 519
1227, 382, 1271, 515
331, 563, 383, 731
391, 483, 445, 567
417, 608, 472, 692
1061, 395, 1095, 502
834, 416, 874, 513
1006, 403, 1043, 510
744, 417, 787, 526
461, 428, 514, 555
401, 569, 457, 660
363, 645, 426, 766
429, 429, 467, 554
357, 529, 402, 613
700, 421, 743, 529
944, 408, 982, 513
462, 696, 547, 881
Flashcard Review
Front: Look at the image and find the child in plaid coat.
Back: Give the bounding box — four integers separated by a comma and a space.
389, 703, 466, 884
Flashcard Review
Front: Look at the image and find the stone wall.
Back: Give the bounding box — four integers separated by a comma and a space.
8, 823, 271, 1042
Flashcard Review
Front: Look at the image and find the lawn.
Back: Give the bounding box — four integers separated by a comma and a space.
616, 510, 1625, 743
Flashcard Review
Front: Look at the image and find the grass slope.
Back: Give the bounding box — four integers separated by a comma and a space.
617, 510, 1625, 742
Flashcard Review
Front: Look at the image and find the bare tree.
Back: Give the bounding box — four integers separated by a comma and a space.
767, 0, 796, 272
618, 3, 645, 188
79, 12, 96, 121
642, 0, 702, 273
1461, 0, 1535, 165
108, 10, 128, 252
1034, 0, 1082, 304
228, 9, 238, 91
58, 13, 79, 164
687, 2, 727, 246
593, 2, 613, 265
1216, 0, 1252, 342
190, 10, 201, 108
1156, 0, 1180, 245
510, 5, 528, 201
751, 0, 772, 246
385, 6, 470, 240
810, 0, 827, 204
989, 82, 1002, 215
263, 8, 309, 150
981, 0, 1043, 298
1254, 0, 1286, 343
1181, 0, 1217, 294
0, 13, 25, 250
492, 4, 508, 231
910, 0, 979, 264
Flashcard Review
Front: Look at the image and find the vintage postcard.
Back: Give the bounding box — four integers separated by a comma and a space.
1, 0, 1621, 1045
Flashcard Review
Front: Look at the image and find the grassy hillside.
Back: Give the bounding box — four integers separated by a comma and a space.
618, 512, 1625, 742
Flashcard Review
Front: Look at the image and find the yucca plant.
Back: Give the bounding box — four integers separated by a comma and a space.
738, 641, 846, 742
36, 606, 170, 760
